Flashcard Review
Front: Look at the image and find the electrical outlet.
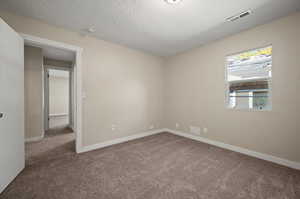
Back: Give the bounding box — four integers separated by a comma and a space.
82, 92, 87, 100
203, 128, 208, 133
175, 123, 179, 129
190, 126, 201, 135
149, 125, 154, 130
111, 124, 116, 131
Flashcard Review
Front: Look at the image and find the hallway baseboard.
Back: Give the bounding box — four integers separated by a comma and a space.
25, 135, 44, 143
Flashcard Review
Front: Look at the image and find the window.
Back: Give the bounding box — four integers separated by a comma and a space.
226, 46, 272, 110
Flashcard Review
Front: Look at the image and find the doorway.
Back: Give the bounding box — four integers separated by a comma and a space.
22, 34, 83, 156
0, 19, 83, 193
24, 43, 78, 165
46, 68, 71, 131
45, 68, 73, 138
46, 68, 72, 130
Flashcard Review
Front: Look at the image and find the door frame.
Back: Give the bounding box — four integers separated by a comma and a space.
44, 66, 72, 132
21, 33, 83, 153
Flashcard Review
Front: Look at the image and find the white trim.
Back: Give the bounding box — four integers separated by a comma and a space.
44, 66, 71, 130
74, 48, 83, 153
42, 57, 46, 137
225, 45, 273, 112
21, 33, 83, 153
78, 129, 164, 153
68, 124, 74, 131
49, 113, 68, 117
25, 135, 44, 143
69, 67, 74, 131
21, 33, 82, 52
44, 65, 71, 71
43, 65, 49, 131
166, 128, 300, 170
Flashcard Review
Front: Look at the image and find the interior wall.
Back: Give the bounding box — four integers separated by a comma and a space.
3, 10, 300, 163
49, 72, 69, 128
44, 58, 73, 130
24, 45, 43, 139
0, 11, 164, 147
163, 12, 300, 163
49, 74, 69, 115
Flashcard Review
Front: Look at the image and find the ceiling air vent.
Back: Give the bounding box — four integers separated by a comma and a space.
226, 10, 252, 22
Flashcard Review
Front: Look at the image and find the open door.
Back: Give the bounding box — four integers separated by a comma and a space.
0, 18, 25, 193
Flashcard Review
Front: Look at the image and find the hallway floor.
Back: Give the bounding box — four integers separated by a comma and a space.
25, 127, 75, 166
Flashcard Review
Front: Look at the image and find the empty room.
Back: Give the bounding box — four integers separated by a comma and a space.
0, 0, 300, 199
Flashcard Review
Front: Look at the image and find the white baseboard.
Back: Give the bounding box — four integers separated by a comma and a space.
78, 128, 164, 153
49, 113, 68, 117
0, 162, 24, 194
25, 135, 44, 143
68, 124, 74, 131
75, 127, 300, 170
166, 128, 300, 170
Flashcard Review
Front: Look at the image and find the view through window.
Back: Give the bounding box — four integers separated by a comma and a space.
226, 46, 272, 110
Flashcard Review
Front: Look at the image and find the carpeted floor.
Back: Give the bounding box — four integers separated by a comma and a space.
25, 127, 75, 166
1, 132, 300, 199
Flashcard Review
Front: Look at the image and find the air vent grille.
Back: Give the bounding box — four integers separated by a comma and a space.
226, 10, 252, 22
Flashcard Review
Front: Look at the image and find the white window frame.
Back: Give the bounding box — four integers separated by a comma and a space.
225, 45, 273, 111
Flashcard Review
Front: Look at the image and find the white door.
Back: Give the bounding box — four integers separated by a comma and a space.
0, 18, 25, 193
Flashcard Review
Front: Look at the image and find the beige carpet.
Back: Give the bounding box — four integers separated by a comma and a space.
25, 127, 75, 166
1, 132, 300, 199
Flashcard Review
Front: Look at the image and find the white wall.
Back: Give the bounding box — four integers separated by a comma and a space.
0, 11, 164, 147
24, 45, 43, 139
3, 10, 300, 163
49, 71, 69, 128
163, 12, 300, 163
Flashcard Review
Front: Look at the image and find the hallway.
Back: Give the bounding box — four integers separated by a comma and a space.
25, 127, 75, 166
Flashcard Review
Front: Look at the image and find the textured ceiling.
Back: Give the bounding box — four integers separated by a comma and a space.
1, 0, 300, 56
